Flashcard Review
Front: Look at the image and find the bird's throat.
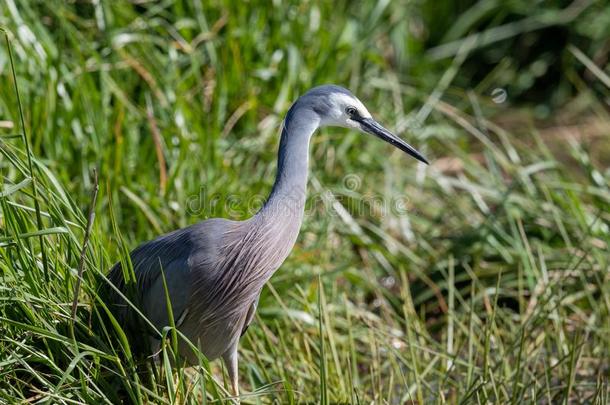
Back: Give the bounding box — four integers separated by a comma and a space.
259, 107, 320, 228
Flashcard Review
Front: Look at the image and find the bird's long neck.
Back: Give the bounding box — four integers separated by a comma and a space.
257, 106, 319, 228
208, 107, 319, 325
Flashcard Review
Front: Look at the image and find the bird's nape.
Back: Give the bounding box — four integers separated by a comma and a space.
357, 117, 429, 164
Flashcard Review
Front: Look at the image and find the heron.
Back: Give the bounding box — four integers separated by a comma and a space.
108, 84, 428, 396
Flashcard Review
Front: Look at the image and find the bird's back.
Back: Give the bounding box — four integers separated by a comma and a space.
107, 219, 235, 344
106, 213, 300, 360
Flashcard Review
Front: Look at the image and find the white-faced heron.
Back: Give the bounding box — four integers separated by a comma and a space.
108, 84, 428, 396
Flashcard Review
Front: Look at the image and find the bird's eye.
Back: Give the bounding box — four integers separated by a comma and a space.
345, 107, 357, 117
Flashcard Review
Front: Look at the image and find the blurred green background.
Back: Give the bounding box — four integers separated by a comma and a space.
0, 0, 608, 403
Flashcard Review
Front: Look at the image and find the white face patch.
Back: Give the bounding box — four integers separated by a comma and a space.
329, 93, 372, 119
320, 92, 373, 128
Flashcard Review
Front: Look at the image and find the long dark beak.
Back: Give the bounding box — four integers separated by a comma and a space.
358, 118, 429, 164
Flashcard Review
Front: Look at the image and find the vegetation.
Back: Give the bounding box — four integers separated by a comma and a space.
0, 0, 608, 403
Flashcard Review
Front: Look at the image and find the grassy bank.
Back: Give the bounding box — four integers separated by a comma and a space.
0, 1, 609, 403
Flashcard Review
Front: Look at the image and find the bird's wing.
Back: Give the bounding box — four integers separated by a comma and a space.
240, 296, 259, 337
107, 218, 238, 338
107, 226, 197, 337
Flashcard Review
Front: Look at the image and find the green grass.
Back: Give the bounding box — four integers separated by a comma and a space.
1, 1, 609, 403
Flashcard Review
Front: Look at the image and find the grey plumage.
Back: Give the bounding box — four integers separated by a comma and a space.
107, 84, 428, 396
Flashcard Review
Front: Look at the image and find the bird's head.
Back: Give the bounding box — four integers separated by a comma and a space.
301, 85, 428, 164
